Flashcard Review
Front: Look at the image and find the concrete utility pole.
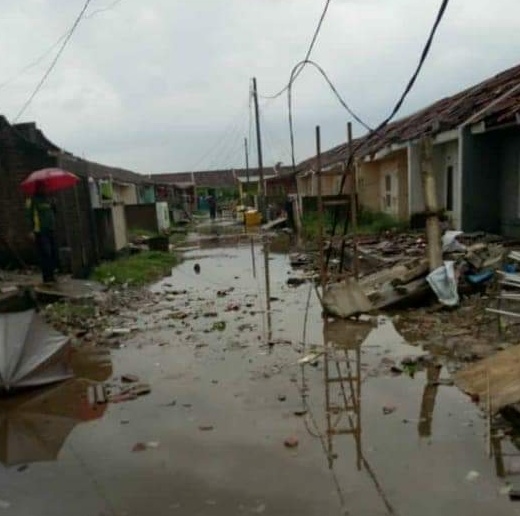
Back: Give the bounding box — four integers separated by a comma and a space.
252, 78, 266, 220
421, 136, 442, 271
244, 137, 250, 204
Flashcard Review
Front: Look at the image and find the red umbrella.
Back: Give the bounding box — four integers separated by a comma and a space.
20, 168, 80, 196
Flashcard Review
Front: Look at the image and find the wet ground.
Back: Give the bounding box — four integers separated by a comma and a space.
1, 227, 520, 515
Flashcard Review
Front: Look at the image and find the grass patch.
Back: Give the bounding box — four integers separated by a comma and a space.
301, 208, 408, 241
92, 251, 179, 286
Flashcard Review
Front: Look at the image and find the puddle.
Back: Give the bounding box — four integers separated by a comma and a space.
0, 240, 519, 515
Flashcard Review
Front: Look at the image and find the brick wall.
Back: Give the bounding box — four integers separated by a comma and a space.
0, 118, 98, 277
0, 118, 55, 268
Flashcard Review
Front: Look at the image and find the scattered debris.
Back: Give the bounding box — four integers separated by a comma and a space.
121, 374, 139, 383
212, 321, 226, 331
382, 406, 396, 415
456, 345, 520, 413
466, 470, 480, 482
284, 436, 299, 448
298, 352, 323, 365
198, 425, 215, 431
293, 410, 308, 417
277, 395, 287, 402
132, 441, 159, 452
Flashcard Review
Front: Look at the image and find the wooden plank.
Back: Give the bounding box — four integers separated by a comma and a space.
455, 346, 520, 413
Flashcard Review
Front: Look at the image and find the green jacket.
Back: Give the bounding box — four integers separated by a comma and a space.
26, 196, 56, 233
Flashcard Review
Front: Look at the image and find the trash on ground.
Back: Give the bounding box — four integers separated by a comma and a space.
198, 425, 215, 431
121, 374, 139, 383
132, 441, 159, 452
284, 436, 299, 448
297, 352, 323, 365
212, 321, 226, 331
466, 470, 480, 482
382, 406, 396, 415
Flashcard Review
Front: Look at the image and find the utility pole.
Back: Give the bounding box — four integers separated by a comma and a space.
244, 137, 250, 204
348, 122, 360, 280
252, 77, 266, 220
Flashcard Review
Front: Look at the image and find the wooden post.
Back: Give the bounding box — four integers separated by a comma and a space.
348, 122, 360, 280
316, 126, 325, 289
421, 137, 442, 271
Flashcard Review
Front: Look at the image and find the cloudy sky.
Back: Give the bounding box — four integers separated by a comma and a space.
1, 0, 518, 174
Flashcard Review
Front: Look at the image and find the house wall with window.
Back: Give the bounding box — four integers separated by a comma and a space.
358, 149, 408, 220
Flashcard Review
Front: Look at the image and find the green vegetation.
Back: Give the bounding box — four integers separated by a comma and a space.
357, 208, 409, 234
301, 208, 408, 241
92, 251, 179, 286
128, 228, 158, 240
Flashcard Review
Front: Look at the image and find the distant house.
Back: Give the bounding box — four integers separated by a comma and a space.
154, 169, 238, 213
232, 164, 294, 203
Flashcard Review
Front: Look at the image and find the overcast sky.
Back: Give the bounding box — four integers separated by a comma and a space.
1, 0, 518, 174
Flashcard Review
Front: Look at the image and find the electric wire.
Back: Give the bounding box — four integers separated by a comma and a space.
13, 0, 94, 122
261, 0, 333, 100
0, 0, 123, 94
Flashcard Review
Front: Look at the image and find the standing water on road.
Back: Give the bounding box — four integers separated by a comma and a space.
0, 239, 518, 516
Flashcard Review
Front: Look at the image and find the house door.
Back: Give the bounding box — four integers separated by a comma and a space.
380, 166, 399, 217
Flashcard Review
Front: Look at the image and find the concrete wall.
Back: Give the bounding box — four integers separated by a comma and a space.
358, 149, 408, 220
112, 204, 128, 251
498, 129, 520, 237
114, 183, 138, 205
296, 169, 348, 198
125, 204, 160, 234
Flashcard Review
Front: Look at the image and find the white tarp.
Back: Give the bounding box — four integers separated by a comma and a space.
426, 261, 459, 307
0, 310, 72, 391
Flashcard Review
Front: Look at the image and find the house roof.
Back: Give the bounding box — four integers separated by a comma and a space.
297, 62, 520, 172
155, 165, 294, 188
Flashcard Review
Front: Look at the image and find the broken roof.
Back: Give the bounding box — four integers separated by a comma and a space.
297, 62, 520, 171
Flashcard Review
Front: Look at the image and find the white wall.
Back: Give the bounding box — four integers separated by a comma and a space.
408, 139, 461, 229
112, 204, 128, 251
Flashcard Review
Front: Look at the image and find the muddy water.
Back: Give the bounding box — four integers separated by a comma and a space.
0, 241, 519, 515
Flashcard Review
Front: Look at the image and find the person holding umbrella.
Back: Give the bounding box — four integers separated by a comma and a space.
26, 180, 59, 285
21, 167, 79, 285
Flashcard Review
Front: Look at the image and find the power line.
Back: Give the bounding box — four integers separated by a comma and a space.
326, 0, 451, 267
0, 34, 68, 93
375, 0, 450, 133
13, 0, 94, 122
260, 0, 333, 100
287, 59, 372, 169
84, 0, 123, 18
0, 0, 123, 94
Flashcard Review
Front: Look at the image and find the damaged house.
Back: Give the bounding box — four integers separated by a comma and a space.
296, 62, 520, 237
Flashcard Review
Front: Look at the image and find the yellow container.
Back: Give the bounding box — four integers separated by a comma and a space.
244, 210, 262, 226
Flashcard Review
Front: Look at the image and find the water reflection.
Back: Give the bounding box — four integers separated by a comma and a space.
417, 363, 441, 438
0, 347, 112, 468
323, 318, 373, 470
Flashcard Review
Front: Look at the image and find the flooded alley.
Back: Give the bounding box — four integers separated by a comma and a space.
1, 228, 519, 516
